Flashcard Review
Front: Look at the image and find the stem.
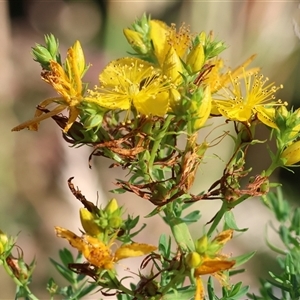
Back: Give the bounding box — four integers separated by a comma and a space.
207, 194, 250, 237
2, 259, 39, 300
148, 115, 173, 179
207, 201, 228, 237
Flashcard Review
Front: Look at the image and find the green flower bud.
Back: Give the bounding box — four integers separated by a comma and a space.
105, 198, 119, 214
108, 216, 122, 229
45, 34, 59, 59
206, 242, 223, 256
189, 86, 212, 131
32, 34, 60, 70
32, 45, 53, 70
195, 235, 208, 254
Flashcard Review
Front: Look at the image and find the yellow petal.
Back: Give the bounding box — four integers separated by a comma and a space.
256, 106, 277, 129
195, 277, 205, 300
114, 243, 157, 261
55, 226, 86, 252
195, 259, 235, 275
11, 104, 66, 132
212, 229, 233, 245
133, 91, 169, 117
150, 20, 169, 65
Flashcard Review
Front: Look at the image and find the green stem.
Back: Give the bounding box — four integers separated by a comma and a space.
159, 265, 186, 296
148, 115, 173, 179
207, 201, 228, 237
2, 259, 39, 300
107, 270, 134, 297
207, 195, 250, 237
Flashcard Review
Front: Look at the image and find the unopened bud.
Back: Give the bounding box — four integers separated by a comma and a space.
281, 140, 300, 166
105, 198, 119, 214
190, 86, 212, 131
186, 251, 202, 269
123, 29, 148, 54
163, 46, 183, 84
186, 44, 205, 73
79, 208, 101, 236
0, 230, 8, 254
195, 235, 208, 254
108, 216, 122, 229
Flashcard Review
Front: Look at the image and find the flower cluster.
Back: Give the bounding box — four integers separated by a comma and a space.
10, 13, 300, 300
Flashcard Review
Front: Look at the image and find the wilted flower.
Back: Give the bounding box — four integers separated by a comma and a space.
55, 227, 157, 270
186, 230, 235, 300
12, 41, 89, 133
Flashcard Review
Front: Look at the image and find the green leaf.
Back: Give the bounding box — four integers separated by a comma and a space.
159, 234, 171, 257
233, 251, 256, 267
181, 210, 201, 224
228, 282, 249, 298
59, 248, 75, 268
169, 218, 195, 252
224, 211, 248, 232
49, 258, 75, 284
161, 286, 196, 300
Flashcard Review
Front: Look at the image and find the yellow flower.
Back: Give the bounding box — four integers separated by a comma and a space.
87, 57, 170, 117
150, 20, 192, 84
204, 55, 259, 94
190, 230, 235, 300
150, 20, 191, 66
212, 71, 283, 128
12, 41, 88, 133
55, 226, 157, 270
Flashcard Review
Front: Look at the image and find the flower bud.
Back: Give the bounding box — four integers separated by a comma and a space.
277, 105, 288, 118
206, 242, 223, 256
189, 86, 212, 131
32, 45, 53, 70
0, 230, 8, 254
105, 198, 119, 214
46, 34, 59, 58
123, 29, 148, 54
186, 44, 205, 73
281, 140, 300, 166
186, 251, 202, 269
108, 216, 122, 229
168, 88, 182, 113
72, 40, 85, 77
163, 46, 183, 84
150, 20, 169, 65
195, 235, 208, 254
288, 108, 300, 141
79, 208, 101, 236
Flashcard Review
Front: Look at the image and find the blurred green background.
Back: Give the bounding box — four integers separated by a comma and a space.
1, 1, 300, 299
